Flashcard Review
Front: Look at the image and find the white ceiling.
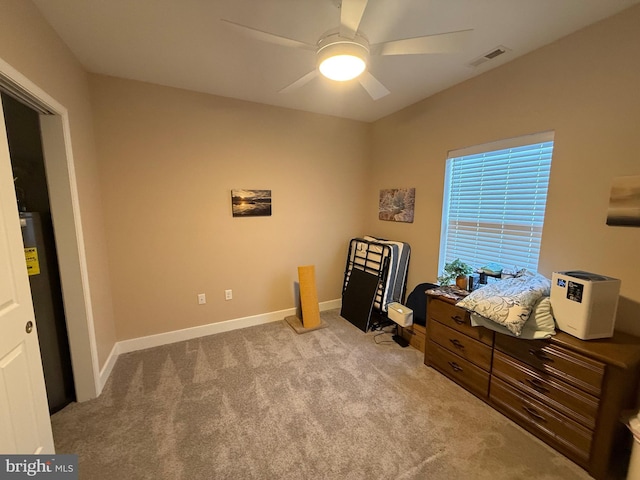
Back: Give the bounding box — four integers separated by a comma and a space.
32, 0, 640, 122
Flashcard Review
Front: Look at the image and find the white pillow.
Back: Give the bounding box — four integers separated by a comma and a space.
470, 296, 556, 339
456, 271, 551, 336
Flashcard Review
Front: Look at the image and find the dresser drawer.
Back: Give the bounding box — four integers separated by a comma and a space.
428, 298, 493, 346
490, 376, 592, 467
492, 350, 599, 430
495, 334, 605, 397
429, 320, 493, 371
428, 341, 490, 398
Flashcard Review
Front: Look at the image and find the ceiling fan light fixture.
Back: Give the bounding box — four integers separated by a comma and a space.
316, 35, 369, 82
319, 54, 366, 81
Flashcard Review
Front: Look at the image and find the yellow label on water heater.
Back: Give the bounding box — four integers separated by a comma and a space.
24, 247, 40, 276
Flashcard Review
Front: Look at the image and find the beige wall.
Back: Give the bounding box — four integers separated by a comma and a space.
0, 0, 117, 369
89, 75, 370, 340
369, 5, 640, 335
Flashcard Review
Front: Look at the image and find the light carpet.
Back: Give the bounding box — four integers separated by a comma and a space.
51, 309, 591, 479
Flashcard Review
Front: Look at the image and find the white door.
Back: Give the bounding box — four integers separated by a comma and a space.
0, 98, 54, 454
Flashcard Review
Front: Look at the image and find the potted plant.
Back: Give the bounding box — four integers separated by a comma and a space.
438, 259, 474, 289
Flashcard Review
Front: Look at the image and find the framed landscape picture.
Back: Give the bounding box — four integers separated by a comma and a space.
606, 175, 640, 227
231, 189, 272, 217
379, 188, 415, 223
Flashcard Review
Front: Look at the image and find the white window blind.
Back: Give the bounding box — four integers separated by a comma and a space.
439, 132, 554, 274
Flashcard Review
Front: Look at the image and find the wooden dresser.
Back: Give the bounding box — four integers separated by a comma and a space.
425, 293, 640, 480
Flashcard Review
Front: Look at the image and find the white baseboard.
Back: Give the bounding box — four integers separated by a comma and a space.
319, 298, 341, 311
115, 298, 342, 356
97, 342, 120, 395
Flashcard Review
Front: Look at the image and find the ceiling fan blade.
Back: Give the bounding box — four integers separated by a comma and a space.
221, 19, 315, 51
372, 29, 473, 56
279, 70, 318, 94
339, 0, 369, 38
358, 72, 390, 100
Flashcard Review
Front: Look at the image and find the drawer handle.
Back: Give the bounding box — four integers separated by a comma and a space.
525, 378, 550, 395
451, 315, 465, 325
522, 405, 548, 423
448, 361, 463, 372
528, 349, 553, 363
449, 339, 465, 350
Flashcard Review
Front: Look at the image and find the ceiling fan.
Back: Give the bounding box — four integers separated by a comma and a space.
222, 0, 472, 100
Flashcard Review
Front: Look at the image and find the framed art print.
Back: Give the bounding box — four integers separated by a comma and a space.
379, 188, 415, 223
231, 189, 272, 217
607, 175, 640, 227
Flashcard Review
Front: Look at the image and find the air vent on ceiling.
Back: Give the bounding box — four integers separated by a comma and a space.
469, 46, 510, 68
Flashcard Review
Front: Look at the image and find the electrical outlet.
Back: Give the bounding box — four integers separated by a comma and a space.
197, 293, 206, 305
225, 289, 232, 301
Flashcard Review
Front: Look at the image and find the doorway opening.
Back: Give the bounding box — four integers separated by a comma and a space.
1, 58, 100, 406
2, 92, 75, 413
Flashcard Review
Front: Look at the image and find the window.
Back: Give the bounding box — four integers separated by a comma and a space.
439, 132, 554, 275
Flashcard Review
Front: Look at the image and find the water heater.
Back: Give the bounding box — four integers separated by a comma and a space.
550, 271, 621, 340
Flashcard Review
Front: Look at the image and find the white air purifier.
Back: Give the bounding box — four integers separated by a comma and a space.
550, 271, 621, 340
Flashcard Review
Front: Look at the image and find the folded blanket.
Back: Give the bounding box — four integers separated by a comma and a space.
456, 271, 551, 336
